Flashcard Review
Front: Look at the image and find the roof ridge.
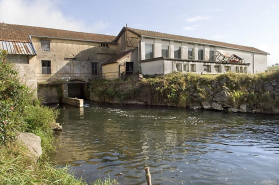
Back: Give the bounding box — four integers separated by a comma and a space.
0, 22, 116, 37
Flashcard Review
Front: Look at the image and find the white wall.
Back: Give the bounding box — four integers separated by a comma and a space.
141, 60, 164, 75
140, 37, 267, 74
254, 54, 267, 73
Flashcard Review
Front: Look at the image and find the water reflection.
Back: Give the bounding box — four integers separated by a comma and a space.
54, 103, 279, 185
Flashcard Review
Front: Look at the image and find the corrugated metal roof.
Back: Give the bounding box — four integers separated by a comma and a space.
0, 40, 36, 55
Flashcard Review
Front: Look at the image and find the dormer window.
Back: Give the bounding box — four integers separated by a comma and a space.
41, 40, 50, 51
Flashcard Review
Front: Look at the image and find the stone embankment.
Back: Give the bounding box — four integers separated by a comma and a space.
89, 72, 279, 114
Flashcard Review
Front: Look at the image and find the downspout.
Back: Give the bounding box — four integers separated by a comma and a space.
138, 41, 140, 73
252, 53, 255, 74
163, 59, 165, 75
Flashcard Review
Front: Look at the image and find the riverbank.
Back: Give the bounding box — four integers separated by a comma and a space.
0, 50, 117, 185
89, 71, 279, 114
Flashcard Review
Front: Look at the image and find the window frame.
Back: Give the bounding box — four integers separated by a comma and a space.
174, 46, 181, 59
203, 65, 211, 73
224, 66, 231, 73
176, 63, 183, 72
183, 64, 189, 72
209, 50, 215, 61
190, 64, 196, 72
188, 48, 193, 60
162, 45, 169, 58
41, 60, 51, 74
236, 66, 240, 73
198, 49, 204, 60
125, 62, 134, 75
92, 62, 98, 75
41, 40, 50, 52
145, 44, 153, 60
214, 65, 221, 73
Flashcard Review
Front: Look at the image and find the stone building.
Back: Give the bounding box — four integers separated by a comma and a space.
0, 23, 117, 102
0, 23, 269, 103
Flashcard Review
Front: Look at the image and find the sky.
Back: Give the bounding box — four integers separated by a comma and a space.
0, 0, 278, 66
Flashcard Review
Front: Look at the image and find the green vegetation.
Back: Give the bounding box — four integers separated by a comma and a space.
89, 71, 279, 112
268, 65, 279, 71
0, 50, 117, 185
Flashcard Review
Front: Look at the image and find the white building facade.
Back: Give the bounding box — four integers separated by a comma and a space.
139, 36, 267, 75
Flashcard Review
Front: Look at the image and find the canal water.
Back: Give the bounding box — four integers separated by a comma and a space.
53, 102, 279, 185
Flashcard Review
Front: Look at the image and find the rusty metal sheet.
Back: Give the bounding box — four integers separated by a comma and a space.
0, 40, 36, 55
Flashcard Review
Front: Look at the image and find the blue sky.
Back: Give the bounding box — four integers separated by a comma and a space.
0, 0, 278, 66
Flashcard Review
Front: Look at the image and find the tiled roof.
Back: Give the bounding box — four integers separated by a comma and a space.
0, 23, 116, 42
127, 27, 268, 54
102, 48, 137, 66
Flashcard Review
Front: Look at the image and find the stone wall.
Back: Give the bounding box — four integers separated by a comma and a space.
38, 84, 62, 104
89, 72, 279, 114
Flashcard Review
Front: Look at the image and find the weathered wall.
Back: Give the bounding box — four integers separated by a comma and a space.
31, 37, 118, 83
62, 97, 83, 107
141, 60, 164, 75
89, 72, 279, 114
102, 50, 139, 80
117, 30, 140, 53
102, 63, 119, 80
38, 84, 62, 104
8, 55, 37, 96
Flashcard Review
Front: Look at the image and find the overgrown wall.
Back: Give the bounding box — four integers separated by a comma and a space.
89, 72, 279, 113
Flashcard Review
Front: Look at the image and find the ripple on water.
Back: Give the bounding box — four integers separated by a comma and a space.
54, 104, 279, 185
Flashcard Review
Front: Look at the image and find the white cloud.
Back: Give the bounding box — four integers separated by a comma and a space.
184, 25, 198, 30
186, 16, 210, 22
0, 0, 109, 33
257, 44, 279, 66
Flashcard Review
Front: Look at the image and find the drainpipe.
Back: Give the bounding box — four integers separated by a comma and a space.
252, 53, 255, 74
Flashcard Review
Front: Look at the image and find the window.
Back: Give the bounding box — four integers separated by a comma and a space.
210, 50, 215, 61
240, 67, 244, 73
126, 62, 134, 75
190, 64, 196, 72
224, 66, 231, 72
188, 49, 193, 60
203, 65, 211, 72
42, 60, 51, 74
101, 43, 109, 47
176, 63, 182, 72
162, 45, 169, 58
236, 66, 240, 73
174, 46, 181, 59
145, 44, 153, 59
183, 64, 189, 72
41, 40, 50, 51
244, 67, 248, 73
198, 49, 204, 60
214, 65, 221, 73
92, 62, 98, 75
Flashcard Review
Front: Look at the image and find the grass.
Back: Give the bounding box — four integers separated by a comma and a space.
268, 65, 279, 71
0, 142, 86, 185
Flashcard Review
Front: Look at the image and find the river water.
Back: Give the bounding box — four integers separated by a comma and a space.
53, 102, 279, 185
